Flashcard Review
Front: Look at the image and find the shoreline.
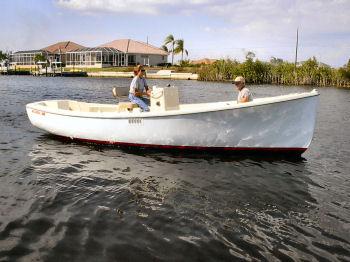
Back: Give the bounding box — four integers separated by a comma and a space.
0, 68, 199, 80
1, 70, 349, 89
86, 71, 199, 80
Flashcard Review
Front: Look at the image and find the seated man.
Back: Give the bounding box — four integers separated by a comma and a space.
129, 65, 151, 112
233, 76, 253, 103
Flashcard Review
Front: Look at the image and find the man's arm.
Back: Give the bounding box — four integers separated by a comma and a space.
239, 96, 249, 103
138, 90, 151, 96
238, 89, 251, 103
144, 78, 149, 90
143, 78, 151, 96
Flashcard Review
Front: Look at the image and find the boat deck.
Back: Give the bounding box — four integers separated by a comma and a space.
27, 89, 318, 118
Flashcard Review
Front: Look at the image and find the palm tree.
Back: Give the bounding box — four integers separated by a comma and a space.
0, 51, 7, 61
34, 53, 47, 75
174, 39, 188, 62
164, 34, 175, 65
34, 53, 46, 64
161, 45, 168, 53
245, 51, 255, 61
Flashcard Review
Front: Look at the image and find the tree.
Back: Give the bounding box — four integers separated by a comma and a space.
339, 59, 350, 80
0, 51, 8, 61
164, 34, 176, 65
174, 39, 188, 63
270, 57, 284, 65
34, 53, 49, 70
34, 53, 46, 64
245, 51, 256, 61
299, 57, 318, 84
161, 45, 168, 52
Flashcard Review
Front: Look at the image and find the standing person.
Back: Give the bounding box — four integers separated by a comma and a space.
129, 65, 151, 112
233, 76, 253, 103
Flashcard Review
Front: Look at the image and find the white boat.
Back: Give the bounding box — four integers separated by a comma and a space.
26, 87, 319, 155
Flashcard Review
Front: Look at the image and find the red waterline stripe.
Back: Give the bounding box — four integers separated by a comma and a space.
56, 135, 307, 153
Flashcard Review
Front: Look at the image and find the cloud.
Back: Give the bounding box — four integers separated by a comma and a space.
202, 0, 350, 65
56, 0, 350, 35
202, 26, 212, 32
56, 0, 213, 15
56, 0, 161, 15
55, 0, 350, 66
208, 0, 350, 37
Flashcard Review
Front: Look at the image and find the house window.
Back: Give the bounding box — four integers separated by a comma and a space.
128, 55, 136, 65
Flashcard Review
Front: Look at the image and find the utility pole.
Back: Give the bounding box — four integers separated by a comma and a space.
294, 27, 299, 71
146, 36, 149, 45
59, 48, 63, 75
294, 27, 299, 85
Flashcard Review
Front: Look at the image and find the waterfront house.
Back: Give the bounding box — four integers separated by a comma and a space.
100, 39, 168, 66
10, 39, 168, 69
10, 41, 84, 69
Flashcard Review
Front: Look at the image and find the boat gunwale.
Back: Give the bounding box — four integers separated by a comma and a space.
26, 90, 319, 119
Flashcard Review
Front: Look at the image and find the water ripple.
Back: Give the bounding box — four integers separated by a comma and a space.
0, 77, 350, 261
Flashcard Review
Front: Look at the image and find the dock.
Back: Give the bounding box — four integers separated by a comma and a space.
87, 70, 198, 80
1, 67, 198, 80
1, 68, 31, 75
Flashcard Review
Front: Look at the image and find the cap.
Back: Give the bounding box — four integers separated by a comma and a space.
134, 65, 144, 72
233, 76, 245, 84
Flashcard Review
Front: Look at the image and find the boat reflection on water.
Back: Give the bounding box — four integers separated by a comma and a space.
1, 134, 335, 261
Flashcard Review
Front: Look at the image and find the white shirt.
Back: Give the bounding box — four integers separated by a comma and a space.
238, 87, 253, 102
129, 76, 148, 94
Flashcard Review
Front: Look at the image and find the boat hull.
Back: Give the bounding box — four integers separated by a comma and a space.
26, 94, 318, 154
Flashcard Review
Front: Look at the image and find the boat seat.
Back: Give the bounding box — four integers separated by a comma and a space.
68, 101, 80, 111
43, 101, 58, 109
117, 102, 138, 112
66, 101, 90, 112
57, 100, 70, 110
78, 102, 90, 112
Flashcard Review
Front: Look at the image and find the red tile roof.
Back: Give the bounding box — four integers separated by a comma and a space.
42, 41, 85, 54
100, 39, 168, 55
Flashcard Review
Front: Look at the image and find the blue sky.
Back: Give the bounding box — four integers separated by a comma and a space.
1, 0, 349, 67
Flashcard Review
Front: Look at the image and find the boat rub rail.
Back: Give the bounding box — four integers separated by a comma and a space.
56, 135, 307, 153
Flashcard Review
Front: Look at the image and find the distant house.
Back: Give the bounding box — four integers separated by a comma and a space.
10, 41, 84, 68
100, 39, 168, 66
190, 58, 217, 65
10, 39, 168, 69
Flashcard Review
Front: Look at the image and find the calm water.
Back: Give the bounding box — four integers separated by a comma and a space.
0, 76, 349, 261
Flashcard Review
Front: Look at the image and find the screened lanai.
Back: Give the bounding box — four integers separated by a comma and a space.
10, 50, 50, 66
66, 47, 127, 68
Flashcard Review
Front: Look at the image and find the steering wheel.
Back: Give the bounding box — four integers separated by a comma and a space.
151, 89, 163, 99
